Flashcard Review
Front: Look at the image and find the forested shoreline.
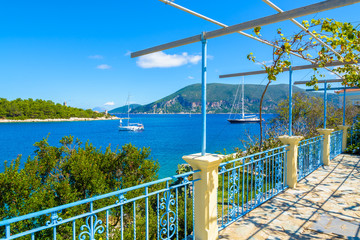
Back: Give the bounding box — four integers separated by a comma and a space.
0, 98, 106, 120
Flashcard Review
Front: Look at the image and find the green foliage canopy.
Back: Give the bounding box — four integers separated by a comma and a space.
0, 98, 105, 120
346, 114, 360, 154
276, 92, 359, 137
233, 93, 359, 155
0, 136, 160, 238
249, 19, 360, 88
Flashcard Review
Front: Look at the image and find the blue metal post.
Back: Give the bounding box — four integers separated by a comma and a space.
343, 86, 346, 125
5, 225, 10, 238
145, 187, 149, 240
324, 81, 327, 129
201, 32, 207, 156
289, 66, 293, 136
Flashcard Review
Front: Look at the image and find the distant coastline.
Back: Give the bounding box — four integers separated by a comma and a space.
113, 83, 341, 115
0, 116, 119, 123
0, 113, 276, 123
114, 113, 269, 115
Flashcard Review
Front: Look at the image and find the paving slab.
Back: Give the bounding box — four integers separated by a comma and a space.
219, 154, 360, 240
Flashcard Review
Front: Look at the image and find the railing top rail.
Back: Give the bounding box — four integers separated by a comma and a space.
219, 145, 289, 167
331, 130, 343, 134
0, 169, 200, 226
299, 135, 323, 145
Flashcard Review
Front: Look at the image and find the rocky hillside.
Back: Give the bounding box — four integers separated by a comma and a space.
115, 83, 341, 114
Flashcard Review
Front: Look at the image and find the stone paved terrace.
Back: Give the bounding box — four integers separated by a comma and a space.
219, 154, 360, 240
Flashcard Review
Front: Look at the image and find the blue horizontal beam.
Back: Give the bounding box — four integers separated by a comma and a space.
306, 87, 360, 91
338, 92, 360, 96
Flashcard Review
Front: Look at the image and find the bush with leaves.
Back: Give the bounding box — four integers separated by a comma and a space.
275, 92, 359, 138
0, 136, 159, 239
346, 115, 360, 155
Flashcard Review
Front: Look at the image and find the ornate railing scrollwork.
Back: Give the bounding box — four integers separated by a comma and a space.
159, 190, 176, 239
254, 160, 264, 204
46, 210, 62, 226
228, 169, 239, 219
79, 214, 105, 240
275, 155, 283, 191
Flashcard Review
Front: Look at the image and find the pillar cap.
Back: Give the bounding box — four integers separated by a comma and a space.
338, 125, 351, 130
278, 135, 304, 145
317, 129, 334, 135
183, 153, 224, 170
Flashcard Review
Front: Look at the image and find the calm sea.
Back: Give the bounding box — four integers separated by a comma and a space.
0, 114, 276, 177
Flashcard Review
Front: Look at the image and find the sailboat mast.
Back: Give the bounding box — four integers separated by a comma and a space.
242, 76, 245, 119
127, 95, 130, 126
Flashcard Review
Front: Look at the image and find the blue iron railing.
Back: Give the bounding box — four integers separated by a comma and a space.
297, 136, 323, 180
349, 126, 360, 146
330, 130, 343, 160
349, 115, 360, 147
217, 146, 288, 231
0, 171, 199, 240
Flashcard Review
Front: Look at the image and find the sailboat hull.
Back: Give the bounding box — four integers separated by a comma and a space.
227, 118, 263, 124
119, 125, 144, 131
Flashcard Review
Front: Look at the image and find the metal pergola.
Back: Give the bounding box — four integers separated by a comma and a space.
131, 0, 360, 155
305, 85, 360, 126
156, 0, 345, 80
296, 80, 343, 127
220, 63, 354, 135
336, 90, 360, 116
352, 99, 360, 106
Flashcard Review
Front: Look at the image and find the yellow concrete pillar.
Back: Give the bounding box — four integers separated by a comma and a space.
317, 129, 334, 166
182, 153, 224, 240
278, 135, 303, 188
338, 125, 351, 152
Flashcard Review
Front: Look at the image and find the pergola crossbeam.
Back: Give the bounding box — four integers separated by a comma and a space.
158, 0, 344, 79
157, 0, 311, 61
294, 79, 342, 85
306, 87, 359, 91
131, 0, 360, 58
262, 0, 344, 61
219, 61, 354, 78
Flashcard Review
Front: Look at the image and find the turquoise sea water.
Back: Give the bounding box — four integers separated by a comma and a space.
0, 114, 276, 177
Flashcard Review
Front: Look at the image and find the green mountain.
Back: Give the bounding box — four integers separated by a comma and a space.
128, 83, 341, 114
109, 104, 142, 114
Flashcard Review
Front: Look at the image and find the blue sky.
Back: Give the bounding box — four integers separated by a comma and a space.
1, 0, 359, 110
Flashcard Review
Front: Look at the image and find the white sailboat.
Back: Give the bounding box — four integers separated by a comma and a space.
228, 77, 263, 124
119, 96, 144, 131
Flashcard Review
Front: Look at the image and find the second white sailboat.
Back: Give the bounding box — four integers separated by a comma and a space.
228, 77, 263, 124
119, 96, 144, 131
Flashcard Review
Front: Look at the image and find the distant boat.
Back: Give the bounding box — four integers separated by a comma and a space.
119, 96, 144, 131
228, 116, 263, 124
119, 119, 144, 131
228, 77, 263, 124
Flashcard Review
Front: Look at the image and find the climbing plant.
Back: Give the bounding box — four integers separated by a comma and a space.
248, 19, 360, 149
